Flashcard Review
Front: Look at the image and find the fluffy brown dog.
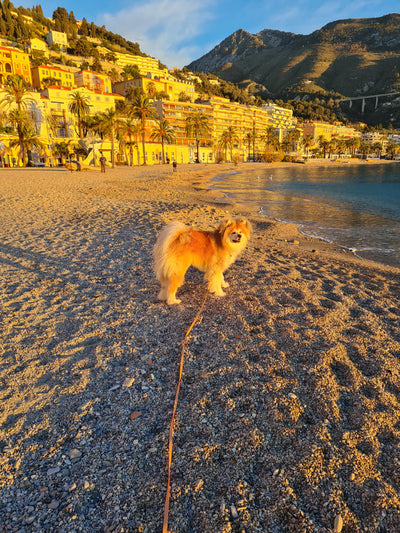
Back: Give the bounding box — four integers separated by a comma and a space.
153, 218, 251, 305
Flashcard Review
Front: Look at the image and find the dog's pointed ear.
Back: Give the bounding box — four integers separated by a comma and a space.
218, 218, 233, 236
236, 218, 251, 236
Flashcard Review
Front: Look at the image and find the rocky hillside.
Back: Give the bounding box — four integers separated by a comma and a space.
187, 14, 400, 98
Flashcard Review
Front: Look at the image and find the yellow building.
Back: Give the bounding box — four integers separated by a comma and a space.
113, 77, 165, 97
302, 121, 361, 141
28, 38, 49, 55
113, 52, 168, 78
112, 75, 196, 101
0, 81, 125, 167
201, 96, 284, 158
74, 70, 112, 94
262, 103, 296, 129
165, 77, 197, 101
39, 86, 122, 141
153, 96, 297, 162
154, 99, 214, 163
10, 11, 33, 24
0, 90, 47, 166
0, 46, 32, 86
31, 65, 76, 90
46, 31, 68, 51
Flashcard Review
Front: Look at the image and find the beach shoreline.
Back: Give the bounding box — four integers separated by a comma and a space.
1, 161, 400, 532
201, 158, 400, 270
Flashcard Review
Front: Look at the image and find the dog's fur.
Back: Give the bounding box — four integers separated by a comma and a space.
153, 218, 251, 305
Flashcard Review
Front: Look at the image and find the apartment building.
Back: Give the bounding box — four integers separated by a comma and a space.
10, 11, 33, 24
113, 52, 167, 78
206, 96, 267, 142
46, 31, 68, 51
113, 75, 197, 101
39, 86, 123, 140
388, 133, 400, 145
28, 38, 49, 55
196, 96, 294, 156
262, 103, 296, 129
153, 99, 214, 163
74, 70, 112, 94
31, 65, 76, 90
113, 76, 165, 98
361, 131, 386, 143
165, 77, 197, 101
302, 121, 361, 141
362, 130, 388, 153
0, 46, 32, 86
153, 96, 293, 162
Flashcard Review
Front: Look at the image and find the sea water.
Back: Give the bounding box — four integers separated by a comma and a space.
211, 163, 400, 268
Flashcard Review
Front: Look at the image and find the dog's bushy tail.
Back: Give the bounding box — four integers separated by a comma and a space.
153, 221, 187, 281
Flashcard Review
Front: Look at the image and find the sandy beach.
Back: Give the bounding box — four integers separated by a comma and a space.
1, 160, 400, 532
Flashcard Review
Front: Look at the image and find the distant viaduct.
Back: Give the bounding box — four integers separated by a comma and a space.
337, 92, 400, 113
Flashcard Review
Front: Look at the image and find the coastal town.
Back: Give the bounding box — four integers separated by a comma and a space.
1, 8, 400, 168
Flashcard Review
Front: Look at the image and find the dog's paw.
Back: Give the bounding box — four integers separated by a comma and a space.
210, 288, 226, 297
221, 280, 230, 288
166, 297, 181, 305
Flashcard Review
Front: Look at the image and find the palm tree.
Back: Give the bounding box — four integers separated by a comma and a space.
0, 75, 34, 166
345, 137, 360, 158
302, 134, 314, 158
371, 141, 383, 158
97, 108, 123, 168
336, 139, 347, 158
7, 109, 29, 165
319, 138, 330, 159
281, 138, 292, 154
285, 129, 301, 152
120, 118, 141, 166
69, 90, 90, 138
359, 141, 371, 159
146, 82, 157, 101
108, 67, 120, 83
327, 138, 338, 159
81, 114, 101, 166
218, 126, 238, 162
150, 118, 176, 163
9, 122, 45, 164
46, 112, 62, 138
261, 126, 278, 149
53, 140, 72, 165
128, 94, 158, 165
218, 131, 230, 161
244, 130, 257, 160
185, 110, 210, 163
0, 74, 34, 112
385, 141, 399, 160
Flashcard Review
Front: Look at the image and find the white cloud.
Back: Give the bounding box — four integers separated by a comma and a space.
99, 0, 214, 68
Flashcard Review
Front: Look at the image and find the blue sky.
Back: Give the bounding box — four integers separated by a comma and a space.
17, 0, 397, 68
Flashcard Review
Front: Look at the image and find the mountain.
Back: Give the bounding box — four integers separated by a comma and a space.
187, 14, 400, 98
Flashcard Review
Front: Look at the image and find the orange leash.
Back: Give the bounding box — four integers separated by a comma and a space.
162, 289, 209, 533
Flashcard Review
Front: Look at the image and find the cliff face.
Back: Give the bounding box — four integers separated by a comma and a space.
187, 28, 296, 72
187, 14, 400, 97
